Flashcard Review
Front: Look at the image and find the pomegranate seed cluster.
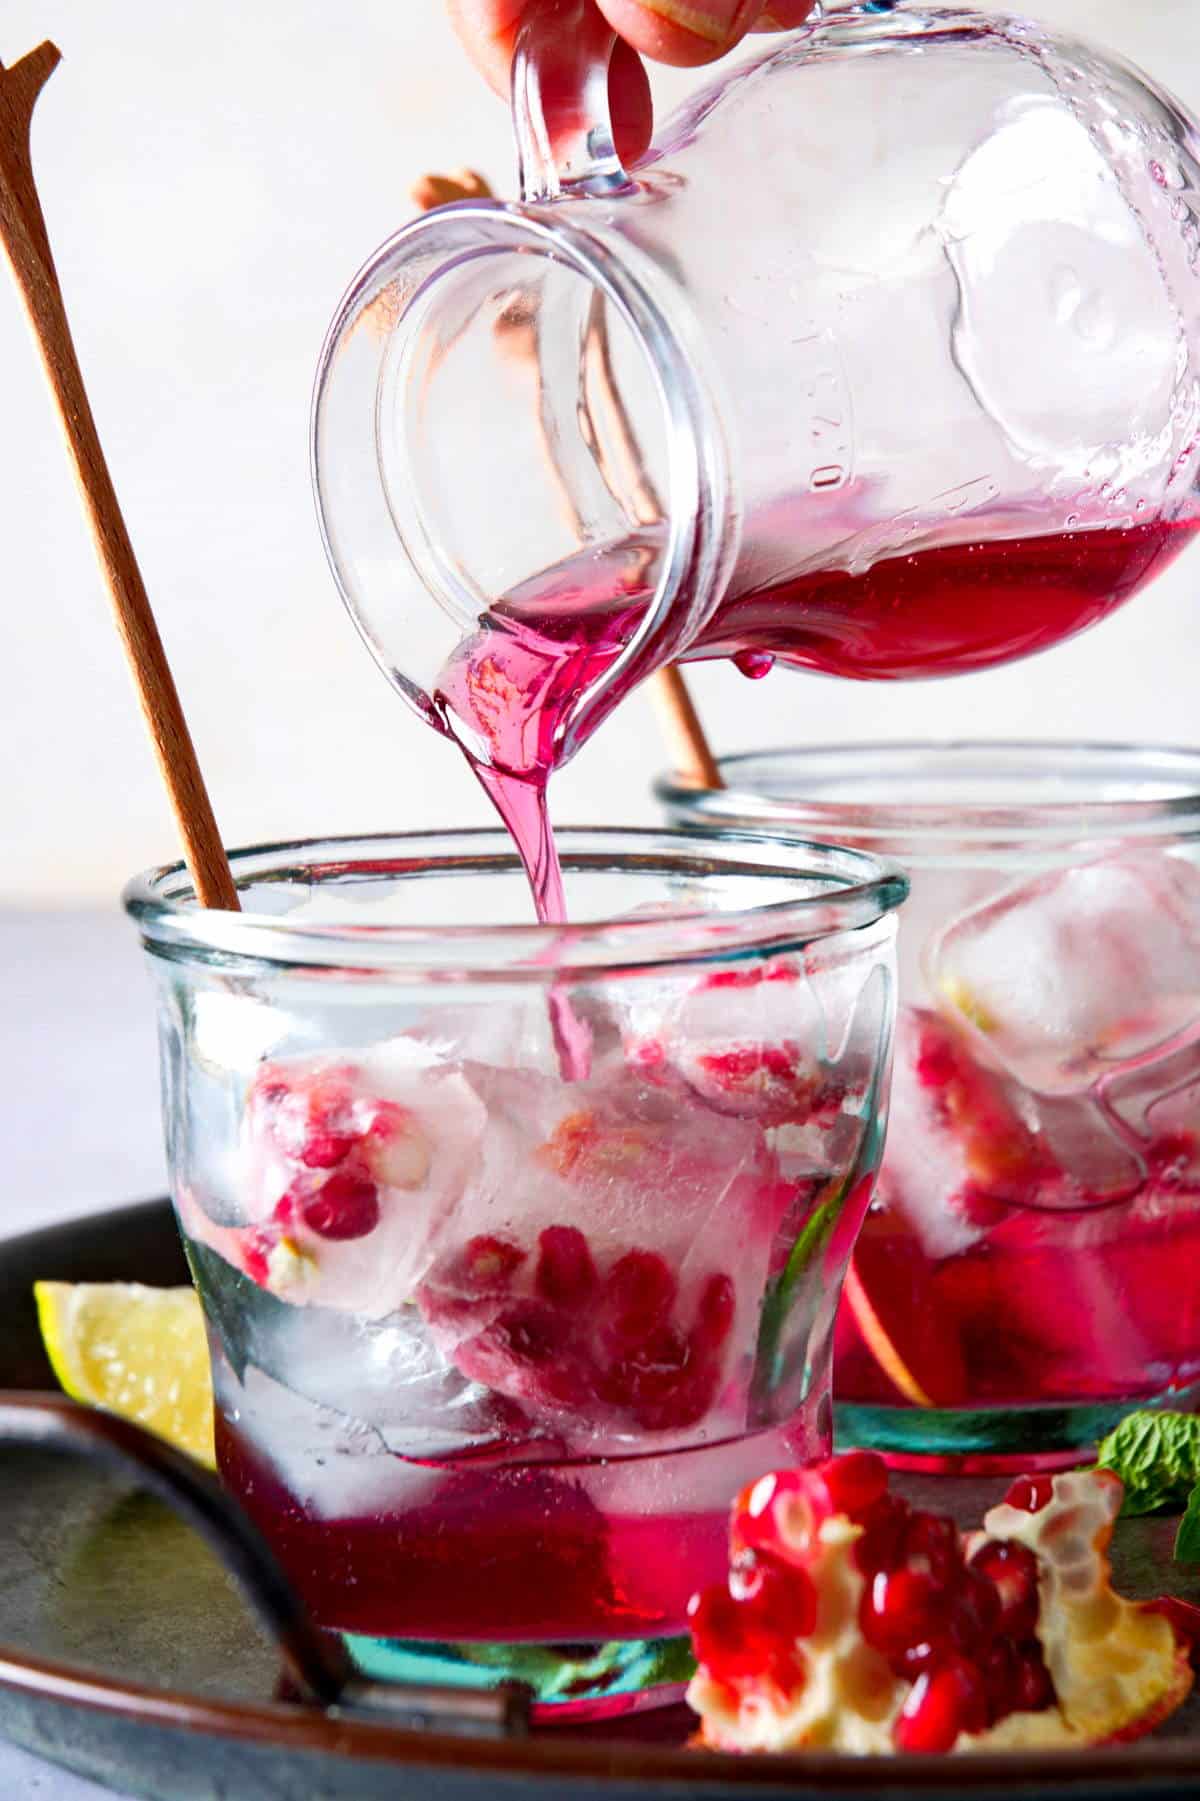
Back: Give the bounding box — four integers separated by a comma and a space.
417, 1227, 735, 1430
688, 1452, 1056, 1754
688, 1456, 1195, 1756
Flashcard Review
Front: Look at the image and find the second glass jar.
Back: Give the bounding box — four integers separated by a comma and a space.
662, 743, 1200, 1468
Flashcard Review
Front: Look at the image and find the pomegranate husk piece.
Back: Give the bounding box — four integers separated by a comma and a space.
1098, 1636, 1192, 1744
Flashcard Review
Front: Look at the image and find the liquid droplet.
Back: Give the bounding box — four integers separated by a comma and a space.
733, 649, 775, 681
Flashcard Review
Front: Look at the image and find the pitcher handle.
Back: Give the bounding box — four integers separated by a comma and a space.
513, 0, 632, 201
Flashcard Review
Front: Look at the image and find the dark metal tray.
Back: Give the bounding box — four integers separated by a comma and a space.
2, 1198, 1200, 1800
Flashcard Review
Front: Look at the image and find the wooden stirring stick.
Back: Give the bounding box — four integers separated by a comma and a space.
411, 166, 725, 794
0, 44, 240, 909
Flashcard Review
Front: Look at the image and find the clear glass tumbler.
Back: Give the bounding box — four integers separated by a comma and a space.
124, 828, 904, 1714
661, 745, 1200, 1470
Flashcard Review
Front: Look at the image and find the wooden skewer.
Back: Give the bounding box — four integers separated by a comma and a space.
647, 664, 723, 791
0, 44, 239, 909
411, 166, 725, 795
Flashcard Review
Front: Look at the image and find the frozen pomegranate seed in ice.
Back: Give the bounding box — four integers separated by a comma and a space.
602, 1324, 696, 1429
1004, 1473, 1056, 1514
694, 1272, 736, 1350
456, 1302, 593, 1409
367, 1103, 432, 1188
242, 1230, 273, 1287
449, 1234, 527, 1296
299, 1129, 356, 1170
969, 1539, 1040, 1638
599, 1250, 678, 1351
300, 1172, 380, 1241
534, 1225, 597, 1306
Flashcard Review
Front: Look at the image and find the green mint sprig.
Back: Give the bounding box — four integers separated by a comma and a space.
1094, 1410, 1200, 1561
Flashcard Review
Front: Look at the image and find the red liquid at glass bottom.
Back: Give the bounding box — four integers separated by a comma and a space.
833, 1002, 1200, 1468
835, 1199, 1200, 1410
215, 1413, 813, 1643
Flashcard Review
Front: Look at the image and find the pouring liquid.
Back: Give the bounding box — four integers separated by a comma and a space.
434, 511, 1198, 938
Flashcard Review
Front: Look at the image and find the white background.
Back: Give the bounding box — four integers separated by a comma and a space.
0, 0, 1197, 906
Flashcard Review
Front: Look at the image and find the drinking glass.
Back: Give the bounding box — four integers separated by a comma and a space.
124, 828, 904, 1713
662, 744, 1200, 1469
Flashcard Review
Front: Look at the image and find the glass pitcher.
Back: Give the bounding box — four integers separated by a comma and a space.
312, 0, 1200, 766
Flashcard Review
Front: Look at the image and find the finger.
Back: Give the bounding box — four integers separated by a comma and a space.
595, 0, 763, 67
446, 0, 526, 95
449, 2, 655, 166
751, 1, 818, 28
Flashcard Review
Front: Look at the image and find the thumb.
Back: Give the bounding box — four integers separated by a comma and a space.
595, 0, 766, 66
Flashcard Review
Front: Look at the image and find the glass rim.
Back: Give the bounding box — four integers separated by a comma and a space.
656, 740, 1200, 850
122, 826, 907, 979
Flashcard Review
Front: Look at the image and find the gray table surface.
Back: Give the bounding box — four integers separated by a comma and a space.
2, 909, 166, 1801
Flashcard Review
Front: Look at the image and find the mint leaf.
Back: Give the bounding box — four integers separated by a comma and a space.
1175, 1483, 1200, 1562
1096, 1410, 1200, 1515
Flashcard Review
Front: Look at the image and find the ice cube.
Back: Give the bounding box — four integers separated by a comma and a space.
619, 955, 855, 1129
201, 1039, 489, 1319
926, 852, 1200, 1096
413, 1060, 788, 1443
877, 1009, 1059, 1256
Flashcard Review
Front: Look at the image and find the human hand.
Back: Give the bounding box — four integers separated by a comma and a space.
446, 0, 818, 163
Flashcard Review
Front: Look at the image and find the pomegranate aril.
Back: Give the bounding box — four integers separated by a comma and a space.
458, 1302, 593, 1407
1011, 1639, 1055, 1713
299, 1129, 356, 1170
448, 1234, 527, 1296
817, 1449, 888, 1521
969, 1538, 1040, 1638
731, 1469, 817, 1561
491, 1301, 571, 1364
243, 1230, 273, 1287
860, 1566, 940, 1656
981, 1638, 1019, 1724
904, 1510, 960, 1579
694, 1272, 736, 1350
1005, 1473, 1055, 1514
300, 1172, 380, 1241
602, 1325, 701, 1429
949, 1566, 1001, 1652
688, 1585, 760, 1682
894, 1657, 987, 1754
732, 1550, 818, 1642
853, 1493, 912, 1576
535, 1225, 597, 1305
599, 1249, 678, 1352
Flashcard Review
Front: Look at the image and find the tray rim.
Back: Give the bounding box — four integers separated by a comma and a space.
2, 1195, 1199, 1795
